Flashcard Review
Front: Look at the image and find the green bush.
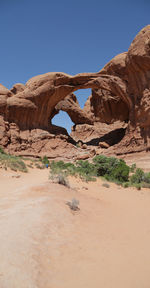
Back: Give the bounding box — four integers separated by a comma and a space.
130, 168, 144, 184
41, 156, 50, 165
130, 163, 136, 172
93, 155, 119, 176
133, 183, 141, 190
142, 172, 150, 184
49, 157, 150, 188
50, 156, 130, 184
50, 160, 76, 175
50, 160, 96, 182
76, 160, 96, 177
93, 155, 129, 183
0, 147, 5, 154
111, 160, 129, 182
122, 182, 130, 188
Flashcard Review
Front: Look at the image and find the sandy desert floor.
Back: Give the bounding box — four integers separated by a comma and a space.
0, 153, 150, 288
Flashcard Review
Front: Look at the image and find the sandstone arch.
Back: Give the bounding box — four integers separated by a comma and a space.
2, 72, 128, 130
0, 25, 150, 156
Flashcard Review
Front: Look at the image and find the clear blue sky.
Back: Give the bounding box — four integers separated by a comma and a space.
0, 0, 149, 133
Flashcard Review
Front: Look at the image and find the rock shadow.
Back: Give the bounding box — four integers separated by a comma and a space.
85, 128, 126, 147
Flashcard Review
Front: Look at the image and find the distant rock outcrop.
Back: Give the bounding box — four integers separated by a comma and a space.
0, 25, 150, 157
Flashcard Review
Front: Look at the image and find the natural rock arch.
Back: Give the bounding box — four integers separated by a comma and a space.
0, 25, 150, 156
2, 72, 129, 130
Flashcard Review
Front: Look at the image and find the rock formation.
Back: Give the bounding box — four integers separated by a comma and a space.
52, 93, 93, 125
73, 25, 150, 154
0, 25, 150, 158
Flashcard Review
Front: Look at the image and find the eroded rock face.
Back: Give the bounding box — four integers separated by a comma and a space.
52, 93, 93, 125
84, 25, 150, 154
90, 53, 130, 123
4, 72, 127, 130
0, 25, 150, 157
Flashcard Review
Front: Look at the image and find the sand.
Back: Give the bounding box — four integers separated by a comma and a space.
0, 155, 150, 288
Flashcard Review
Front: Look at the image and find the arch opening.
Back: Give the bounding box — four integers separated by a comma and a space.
74, 88, 91, 109
52, 110, 74, 134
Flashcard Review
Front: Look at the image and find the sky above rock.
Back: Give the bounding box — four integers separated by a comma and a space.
0, 0, 149, 132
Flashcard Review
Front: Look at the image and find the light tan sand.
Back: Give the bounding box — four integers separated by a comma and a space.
0, 157, 150, 288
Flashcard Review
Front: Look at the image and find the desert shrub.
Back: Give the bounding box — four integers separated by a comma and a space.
57, 174, 69, 186
76, 160, 96, 176
75, 160, 96, 182
66, 198, 80, 211
142, 172, 150, 184
93, 155, 118, 176
49, 157, 131, 185
122, 182, 130, 188
142, 182, 150, 188
130, 168, 145, 184
93, 155, 129, 183
0, 147, 5, 154
102, 183, 110, 188
133, 183, 141, 190
130, 163, 136, 172
111, 160, 129, 182
50, 160, 96, 182
0, 151, 28, 172
7, 157, 28, 172
80, 174, 96, 182
49, 172, 69, 187
50, 160, 75, 174
63, 162, 77, 176
50, 160, 64, 174
40, 156, 50, 166
35, 163, 45, 169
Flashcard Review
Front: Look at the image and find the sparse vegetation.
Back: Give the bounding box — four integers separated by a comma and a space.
0, 147, 149, 190
49, 156, 150, 189
102, 183, 110, 188
49, 160, 96, 182
130, 168, 144, 184
0, 147, 5, 154
133, 183, 141, 190
122, 182, 130, 188
129, 169, 150, 189
57, 174, 69, 186
130, 163, 136, 172
142, 172, 150, 184
0, 148, 28, 172
49, 171, 69, 187
25, 156, 50, 170
141, 182, 150, 189
40, 156, 50, 166
34, 163, 45, 169
66, 198, 80, 211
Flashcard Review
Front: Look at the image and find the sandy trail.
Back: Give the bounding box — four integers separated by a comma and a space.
0, 160, 150, 287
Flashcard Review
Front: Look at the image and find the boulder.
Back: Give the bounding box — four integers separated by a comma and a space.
99, 142, 110, 149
